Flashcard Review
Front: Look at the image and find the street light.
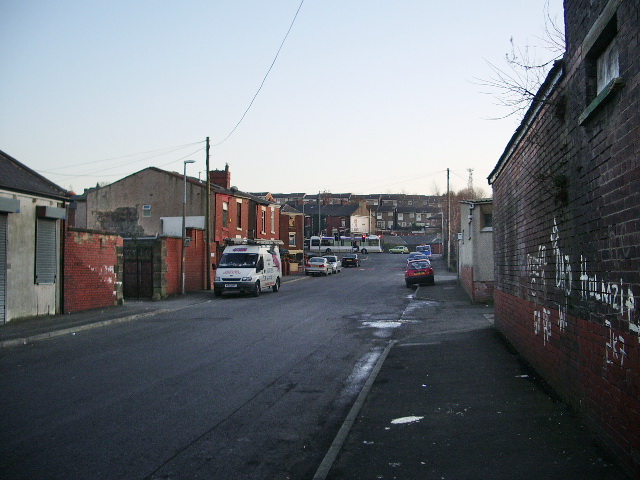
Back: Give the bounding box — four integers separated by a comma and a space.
181, 160, 196, 294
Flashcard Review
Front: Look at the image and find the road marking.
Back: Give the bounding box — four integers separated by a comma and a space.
313, 340, 397, 480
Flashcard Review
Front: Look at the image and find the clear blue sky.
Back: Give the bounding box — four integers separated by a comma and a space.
0, 0, 564, 196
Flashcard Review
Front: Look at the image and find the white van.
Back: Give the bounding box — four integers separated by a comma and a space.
214, 239, 283, 297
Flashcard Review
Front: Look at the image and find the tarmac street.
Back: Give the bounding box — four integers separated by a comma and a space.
0, 254, 631, 479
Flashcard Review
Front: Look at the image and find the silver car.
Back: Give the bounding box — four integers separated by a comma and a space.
322, 255, 342, 274
305, 257, 331, 276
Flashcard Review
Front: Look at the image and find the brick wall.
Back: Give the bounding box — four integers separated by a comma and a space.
63, 228, 123, 313
490, 0, 639, 474
163, 229, 206, 296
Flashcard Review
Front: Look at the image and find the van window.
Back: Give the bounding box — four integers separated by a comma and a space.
218, 253, 258, 267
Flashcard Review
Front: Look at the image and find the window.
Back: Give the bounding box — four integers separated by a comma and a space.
270, 207, 275, 233
236, 200, 242, 229
288, 216, 295, 227
142, 205, 152, 217
341, 217, 346, 227
222, 202, 228, 227
597, 38, 619, 93
579, 0, 623, 124
289, 233, 296, 246
398, 213, 403, 221
35, 218, 57, 284
261, 209, 266, 233
483, 213, 493, 228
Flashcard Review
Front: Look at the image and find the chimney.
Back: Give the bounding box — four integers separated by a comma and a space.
210, 163, 231, 189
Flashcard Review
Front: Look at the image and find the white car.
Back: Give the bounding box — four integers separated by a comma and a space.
305, 257, 331, 276
323, 255, 342, 274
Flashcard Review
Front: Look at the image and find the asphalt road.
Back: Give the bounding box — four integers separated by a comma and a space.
1, 252, 437, 480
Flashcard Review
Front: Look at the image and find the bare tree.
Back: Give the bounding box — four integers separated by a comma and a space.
476, 1, 565, 119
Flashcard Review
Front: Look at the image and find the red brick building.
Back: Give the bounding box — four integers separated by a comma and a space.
489, 0, 639, 474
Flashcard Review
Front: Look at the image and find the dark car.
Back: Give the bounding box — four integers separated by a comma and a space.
405, 259, 434, 287
341, 253, 360, 267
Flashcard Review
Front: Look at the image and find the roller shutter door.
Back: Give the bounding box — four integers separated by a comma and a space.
0, 214, 6, 323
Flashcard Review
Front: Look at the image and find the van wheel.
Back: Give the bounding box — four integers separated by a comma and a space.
252, 281, 261, 297
272, 278, 280, 292
361, 248, 367, 254
214, 289, 222, 297
325, 248, 332, 253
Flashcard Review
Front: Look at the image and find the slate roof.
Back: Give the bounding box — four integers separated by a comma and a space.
0, 149, 69, 201
303, 204, 359, 216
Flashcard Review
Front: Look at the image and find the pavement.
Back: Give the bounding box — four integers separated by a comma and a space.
0, 273, 631, 479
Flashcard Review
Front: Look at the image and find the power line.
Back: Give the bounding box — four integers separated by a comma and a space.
41, 141, 204, 172
212, 0, 305, 147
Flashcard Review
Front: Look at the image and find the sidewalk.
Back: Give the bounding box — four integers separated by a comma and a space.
318, 282, 630, 480
0, 275, 309, 349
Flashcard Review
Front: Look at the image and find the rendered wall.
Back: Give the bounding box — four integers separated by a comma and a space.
1, 191, 62, 321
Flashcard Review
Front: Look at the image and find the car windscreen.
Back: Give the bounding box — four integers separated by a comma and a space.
218, 253, 258, 267
408, 261, 430, 270
309, 258, 325, 264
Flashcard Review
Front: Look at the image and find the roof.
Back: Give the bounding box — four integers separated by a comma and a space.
94, 167, 276, 206
460, 198, 493, 205
488, 60, 564, 185
303, 204, 359, 216
0, 149, 69, 201
280, 204, 303, 215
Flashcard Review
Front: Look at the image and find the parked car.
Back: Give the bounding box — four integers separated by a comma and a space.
341, 253, 360, 267
323, 255, 342, 273
405, 259, 435, 287
389, 245, 409, 254
407, 252, 429, 263
305, 257, 331, 276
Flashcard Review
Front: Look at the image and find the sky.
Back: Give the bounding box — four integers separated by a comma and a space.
0, 0, 564, 197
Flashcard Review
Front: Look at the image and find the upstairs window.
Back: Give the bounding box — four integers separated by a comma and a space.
222, 202, 229, 227
579, 0, 624, 124
142, 205, 152, 217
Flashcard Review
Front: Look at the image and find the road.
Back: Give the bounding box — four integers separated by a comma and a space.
0, 253, 457, 479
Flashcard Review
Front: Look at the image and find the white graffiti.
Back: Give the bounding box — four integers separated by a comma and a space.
527, 218, 638, 349
534, 308, 552, 345
579, 256, 636, 325
527, 245, 546, 297
550, 219, 572, 296
605, 320, 627, 366
558, 303, 567, 332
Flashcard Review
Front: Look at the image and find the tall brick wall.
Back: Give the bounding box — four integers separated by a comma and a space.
63, 228, 123, 313
490, 0, 639, 474
163, 229, 206, 296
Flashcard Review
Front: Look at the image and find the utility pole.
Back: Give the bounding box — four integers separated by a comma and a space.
205, 137, 211, 290
318, 191, 321, 236
447, 168, 451, 271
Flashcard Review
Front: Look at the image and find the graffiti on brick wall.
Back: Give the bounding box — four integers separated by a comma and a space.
579, 255, 636, 324
527, 245, 546, 297
605, 319, 627, 366
527, 218, 638, 360
551, 218, 572, 296
534, 307, 552, 345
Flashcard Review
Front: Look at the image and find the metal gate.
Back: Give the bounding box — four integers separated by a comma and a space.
0, 214, 6, 323
123, 241, 154, 299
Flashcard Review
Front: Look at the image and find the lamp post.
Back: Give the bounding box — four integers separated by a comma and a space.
181, 160, 196, 294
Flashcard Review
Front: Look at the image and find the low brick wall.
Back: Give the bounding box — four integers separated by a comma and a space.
63, 228, 123, 313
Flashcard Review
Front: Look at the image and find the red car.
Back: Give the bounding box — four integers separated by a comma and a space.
405, 259, 434, 287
